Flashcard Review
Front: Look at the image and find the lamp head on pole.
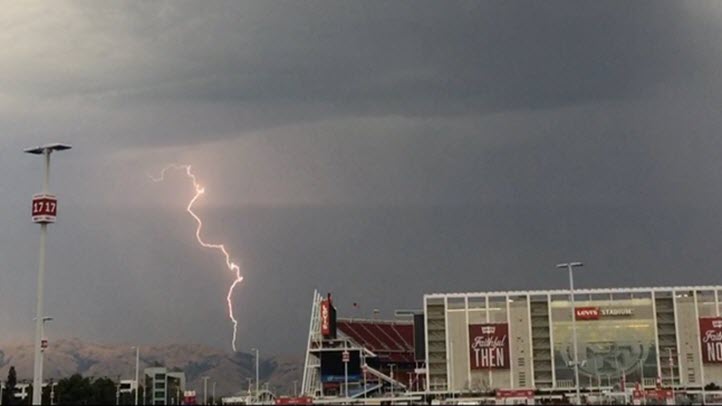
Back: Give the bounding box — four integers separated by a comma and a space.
556, 262, 584, 269
24, 143, 72, 155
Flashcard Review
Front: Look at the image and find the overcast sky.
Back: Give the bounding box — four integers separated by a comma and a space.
2, 0, 722, 355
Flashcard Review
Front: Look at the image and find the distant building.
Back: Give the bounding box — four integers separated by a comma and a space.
144, 367, 186, 405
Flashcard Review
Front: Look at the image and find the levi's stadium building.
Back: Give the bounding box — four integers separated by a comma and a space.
301, 286, 722, 404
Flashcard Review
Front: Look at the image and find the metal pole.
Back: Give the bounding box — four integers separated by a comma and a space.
362, 352, 367, 400
449, 339, 454, 396
344, 356, 348, 399
212, 382, 216, 405
202, 376, 209, 405
254, 348, 259, 397
293, 380, 297, 397
615, 358, 627, 404
568, 264, 581, 405
595, 357, 600, 390
134, 347, 140, 406
32, 149, 50, 405
668, 348, 675, 401
390, 364, 395, 398
39, 321, 45, 401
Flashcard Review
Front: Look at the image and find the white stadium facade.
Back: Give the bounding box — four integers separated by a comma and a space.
301, 286, 722, 404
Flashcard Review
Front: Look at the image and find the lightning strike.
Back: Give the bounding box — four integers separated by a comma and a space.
150, 164, 244, 352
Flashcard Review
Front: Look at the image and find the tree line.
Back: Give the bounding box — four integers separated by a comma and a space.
2, 366, 121, 405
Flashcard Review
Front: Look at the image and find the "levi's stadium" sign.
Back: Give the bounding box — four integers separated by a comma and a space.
575, 307, 600, 320
469, 323, 509, 369
575, 307, 633, 320
700, 317, 722, 363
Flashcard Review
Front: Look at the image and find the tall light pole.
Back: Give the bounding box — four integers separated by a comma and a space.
251, 348, 259, 397
26, 143, 71, 405
202, 376, 209, 405
132, 346, 140, 406
557, 261, 583, 405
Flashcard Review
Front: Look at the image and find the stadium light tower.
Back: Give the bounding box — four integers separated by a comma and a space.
557, 261, 583, 405
25, 143, 71, 405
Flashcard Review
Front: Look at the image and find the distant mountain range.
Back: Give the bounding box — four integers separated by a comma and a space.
0, 338, 303, 397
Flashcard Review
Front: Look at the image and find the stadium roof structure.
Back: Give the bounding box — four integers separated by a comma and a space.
337, 319, 415, 364
425, 285, 722, 298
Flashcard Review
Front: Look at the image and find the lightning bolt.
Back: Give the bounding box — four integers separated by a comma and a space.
150, 164, 244, 352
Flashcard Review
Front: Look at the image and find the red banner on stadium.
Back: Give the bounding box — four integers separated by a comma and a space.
700, 317, 722, 363
469, 323, 509, 369
321, 300, 331, 337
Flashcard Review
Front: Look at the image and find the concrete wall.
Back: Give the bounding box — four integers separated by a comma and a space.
676, 295, 703, 387
509, 298, 533, 389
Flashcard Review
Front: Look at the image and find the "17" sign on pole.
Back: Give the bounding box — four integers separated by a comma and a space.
32, 193, 57, 223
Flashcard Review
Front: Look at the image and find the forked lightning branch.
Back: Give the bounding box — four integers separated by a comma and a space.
151, 164, 244, 352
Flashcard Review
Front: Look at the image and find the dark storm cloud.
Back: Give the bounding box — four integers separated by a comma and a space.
4, 1, 720, 147
2, 1, 722, 355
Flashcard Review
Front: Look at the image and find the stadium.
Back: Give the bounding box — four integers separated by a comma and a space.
300, 286, 722, 404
